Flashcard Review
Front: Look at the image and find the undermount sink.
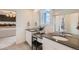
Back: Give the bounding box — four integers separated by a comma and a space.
52, 36, 68, 41
30, 30, 36, 31
64, 34, 72, 36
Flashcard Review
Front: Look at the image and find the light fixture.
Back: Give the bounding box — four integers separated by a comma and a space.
13, 14, 16, 17
6, 13, 9, 17
9, 12, 13, 17
6, 12, 16, 17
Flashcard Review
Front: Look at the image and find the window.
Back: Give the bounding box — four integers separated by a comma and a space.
40, 9, 51, 26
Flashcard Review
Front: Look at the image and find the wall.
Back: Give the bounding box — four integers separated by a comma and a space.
31, 11, 39, 28
16, 10, 39, 44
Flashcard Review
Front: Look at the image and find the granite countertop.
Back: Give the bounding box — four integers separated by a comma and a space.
33, 32, 45, 39
26, 28, 79, 49
26, 28, 38, 32
43, 33, 79, 50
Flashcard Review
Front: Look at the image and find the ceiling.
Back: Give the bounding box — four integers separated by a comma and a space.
0, 9, 16, 15
0, 9, 79, 16
32, 9, 79, 15
52, 9, 79, 15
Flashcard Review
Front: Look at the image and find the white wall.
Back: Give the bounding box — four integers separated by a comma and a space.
16, 10, 39, 44
32, 11, 39, 28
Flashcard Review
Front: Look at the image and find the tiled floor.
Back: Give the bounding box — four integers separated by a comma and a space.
3, 42, 31, 50
0, 36, 16, 49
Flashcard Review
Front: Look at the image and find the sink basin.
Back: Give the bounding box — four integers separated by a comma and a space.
30, 30, 36, 31
64, 34, 72, 36
52, 36, 68, 41
30, 29, 38, 32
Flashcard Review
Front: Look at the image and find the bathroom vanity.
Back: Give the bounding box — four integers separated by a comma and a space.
43, 37, 74, 50
26, 28, 79, 50
25, 26, 45, 49
26, 28, 37, 47
43, 33, 79, 50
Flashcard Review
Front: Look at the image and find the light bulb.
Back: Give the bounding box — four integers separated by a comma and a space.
10, 13, 13, 17
6, 14, 9, 17
13, 14, 16, 17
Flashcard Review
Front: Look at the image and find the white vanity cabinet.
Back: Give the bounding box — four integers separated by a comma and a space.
43, 37, 74, 50
26, 30, 32, 46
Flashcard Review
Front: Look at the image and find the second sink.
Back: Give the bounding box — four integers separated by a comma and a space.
52, 36, 68, 41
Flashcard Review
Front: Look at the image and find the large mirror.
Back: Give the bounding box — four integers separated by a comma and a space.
64, 13, 79, 35
53, 10, 79, 35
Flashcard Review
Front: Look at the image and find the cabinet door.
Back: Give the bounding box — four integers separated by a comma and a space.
43, 37, 56, 50
53, 41, 74, 50
43, 37, 74, 50
26, 31, 32, 46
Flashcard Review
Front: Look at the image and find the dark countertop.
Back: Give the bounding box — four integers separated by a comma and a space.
26, 29, 79, 49
26, 28, 38, 32
26, 28, 44, 34
43, 33, 79, 50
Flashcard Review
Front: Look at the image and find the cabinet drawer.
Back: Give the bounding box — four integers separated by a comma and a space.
43, 37, 74, 50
